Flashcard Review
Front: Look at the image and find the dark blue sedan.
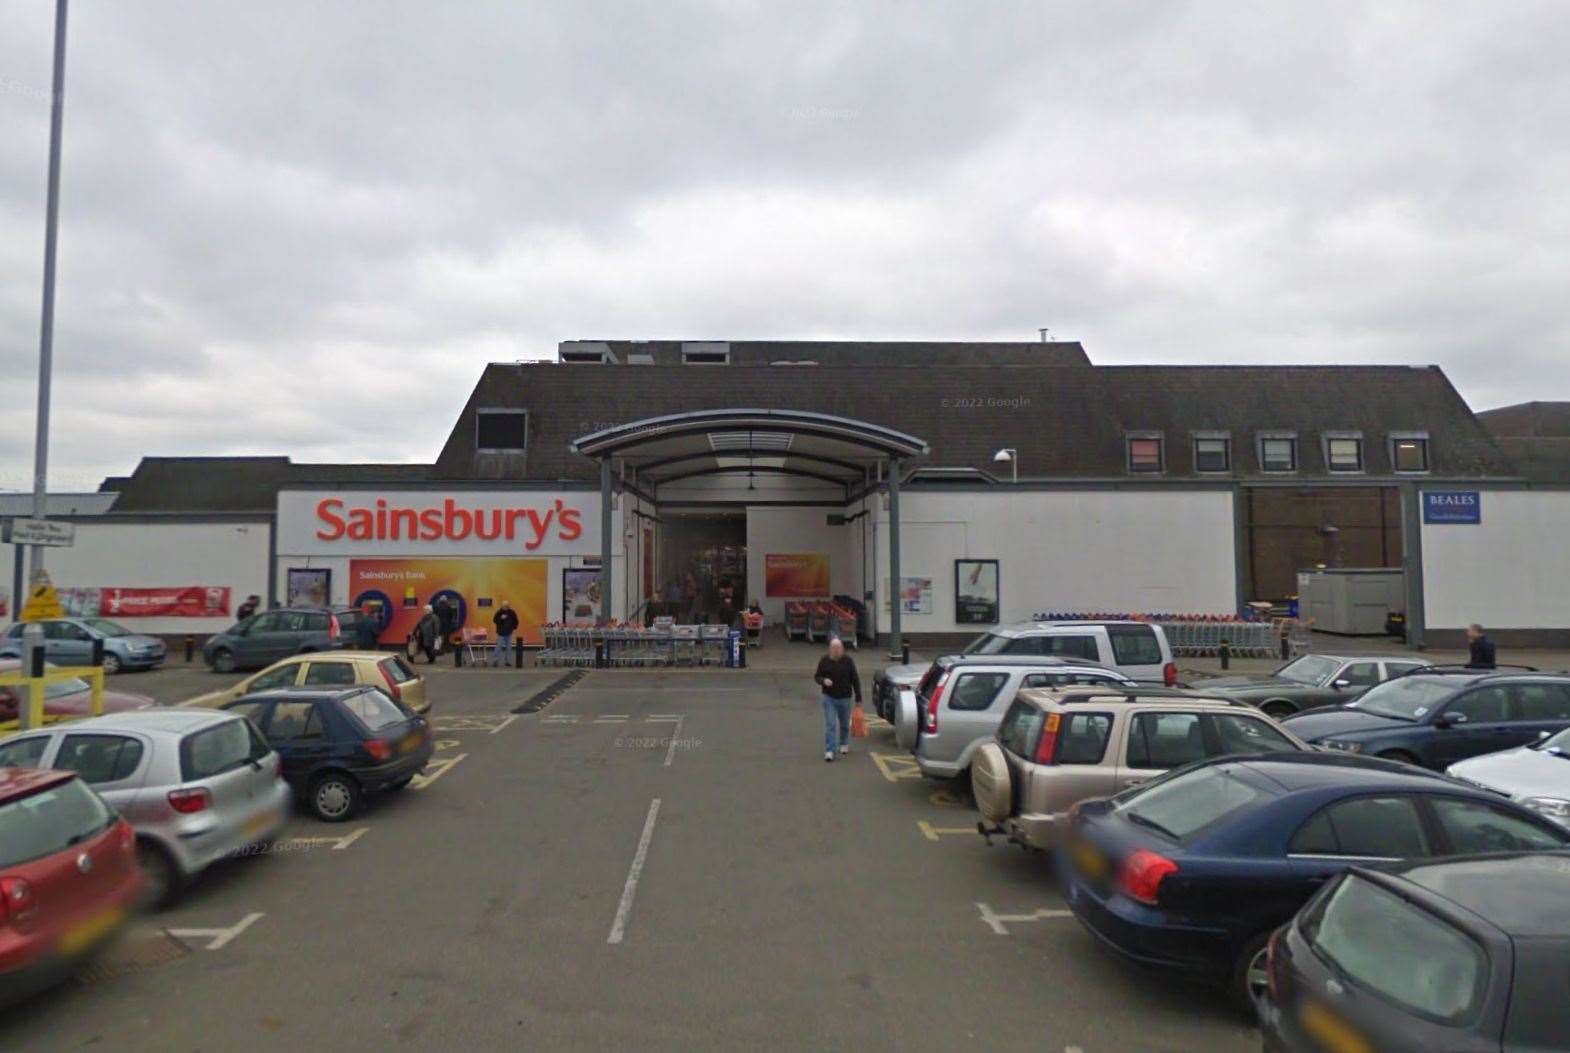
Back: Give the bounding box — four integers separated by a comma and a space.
1282, 670, 1570, 770
1057, 752, 1570, 1010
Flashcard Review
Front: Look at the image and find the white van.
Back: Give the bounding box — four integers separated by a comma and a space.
955, 621, 1177, 685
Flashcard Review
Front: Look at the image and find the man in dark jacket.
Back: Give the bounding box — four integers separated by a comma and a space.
414, 604, 441, 664
237, 594, 261, 621
813, 637, 862, 762
1465, 624, 1497, 669
491, 600, 520, 666
435, 596, 459, 649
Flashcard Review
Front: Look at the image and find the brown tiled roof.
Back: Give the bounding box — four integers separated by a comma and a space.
1475, 402, 1570, 483
106, 457, 433, 512
566, 340, 1091, 368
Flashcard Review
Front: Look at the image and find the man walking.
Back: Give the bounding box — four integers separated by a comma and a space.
414, 604, 441, 665
813, 637, 862, 762
491, 600, 519, 666
1465, 623, 1497, 669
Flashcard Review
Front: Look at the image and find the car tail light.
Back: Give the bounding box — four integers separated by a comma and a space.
1119, 849, 1179, 905
118, 820, 135, 853
364, 739, 392, 762
0, 877, 36, 921
379, 661, 402, 702
1265, 928, 1281, 1001
1034, 712, 1062, 764
923, 672, 950, 734
1163, 661, 1178, 687
167, 788, 212, 814
328, 615, 341, 640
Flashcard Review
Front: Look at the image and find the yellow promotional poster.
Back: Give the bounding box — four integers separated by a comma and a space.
764, 553, 830, 598
349, 558, 548, 645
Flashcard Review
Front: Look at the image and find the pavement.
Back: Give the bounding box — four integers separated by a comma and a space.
0, 654, 1261, 1052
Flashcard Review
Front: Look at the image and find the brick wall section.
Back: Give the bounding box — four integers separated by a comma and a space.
1246, 487, 1403, 601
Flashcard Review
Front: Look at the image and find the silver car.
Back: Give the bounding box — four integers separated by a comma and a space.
1, 617, 167, 674
0, 709, 291, 906
895, 655, 1134, 779
1448, 726, 1570, 830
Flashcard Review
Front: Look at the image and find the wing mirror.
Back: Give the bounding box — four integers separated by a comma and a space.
1332, 679, 1352, 690
1435, 712, 1469, 729
1537, 730, 1552, 741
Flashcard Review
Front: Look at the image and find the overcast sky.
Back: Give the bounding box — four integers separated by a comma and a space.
2, 2, 1567, 491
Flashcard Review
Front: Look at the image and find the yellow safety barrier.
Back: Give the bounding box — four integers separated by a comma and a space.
0, 665, 106, 738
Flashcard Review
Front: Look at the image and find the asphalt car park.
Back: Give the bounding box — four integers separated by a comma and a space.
0, 659, 1260, 1052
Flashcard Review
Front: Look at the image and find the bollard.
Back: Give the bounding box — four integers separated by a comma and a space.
901, 642, 910, 665
184, 635, 195, 663
1219, 640, 1230, 670
454, 638, 463, 668
595, 640, 607, 669
1280, 632, 1291, 661
515, 636, 524, 669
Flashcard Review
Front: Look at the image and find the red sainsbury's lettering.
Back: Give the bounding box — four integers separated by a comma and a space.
312, 497, 588, 546
315, 499, 346, 540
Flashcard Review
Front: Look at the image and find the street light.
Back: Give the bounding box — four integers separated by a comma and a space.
992, 448, 1018, 484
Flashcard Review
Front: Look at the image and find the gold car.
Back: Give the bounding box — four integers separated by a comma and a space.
181, 651, 430, 715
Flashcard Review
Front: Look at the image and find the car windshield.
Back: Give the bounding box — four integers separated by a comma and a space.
962, 633, 1010, 656
1117, 764, 1266, 840
81, 618, 134, 637
1347, 677, 1457, 721
1276, 655, 1340, 685
0, 778, 116, 868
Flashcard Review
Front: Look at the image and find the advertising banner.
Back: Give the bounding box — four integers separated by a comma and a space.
98, 587, 232, 618
955, 560, 1000, 625
277, 490, 602, 557
286, 568, 332, 607
765, 553, 830, 598
349, 558, 547, 646
562, 568, 602, 626
886, 576, 933, 614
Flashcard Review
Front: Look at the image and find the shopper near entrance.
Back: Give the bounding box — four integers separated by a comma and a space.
414, 604, 441, 664
435, 596, 459, 651
814, 637, 862, 762
1466, 623, 1497, 669
491, 600, 519, 666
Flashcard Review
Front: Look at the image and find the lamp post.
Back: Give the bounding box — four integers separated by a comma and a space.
991, 448, 1018, 484
29, 0, 69, 580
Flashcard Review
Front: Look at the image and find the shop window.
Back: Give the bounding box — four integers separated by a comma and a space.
1126, 435, 1164, 473
1193, 436, 1231, 473
1259, 435, 1298, 472
1326, 436, 1364, 473
476, 410, 528, 452
1392, 436, 1429, 473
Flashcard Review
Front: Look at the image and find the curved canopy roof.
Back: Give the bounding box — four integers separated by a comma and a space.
570, 408, 929, 487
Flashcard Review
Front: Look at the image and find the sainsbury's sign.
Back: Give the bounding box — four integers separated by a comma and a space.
276, 490, 602, 557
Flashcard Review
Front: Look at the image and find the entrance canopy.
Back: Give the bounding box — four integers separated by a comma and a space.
570, 408, 929, 489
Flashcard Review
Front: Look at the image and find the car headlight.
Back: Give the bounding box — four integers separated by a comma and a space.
1522, 797, 1570, 822
1320, 740, 1364, 754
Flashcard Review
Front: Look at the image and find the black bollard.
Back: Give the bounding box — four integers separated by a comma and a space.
454, 638, 463, 668
515, 637, 524, 669
184, 635, 195, 662
91, 637, 105, 668
1280, 632, 1291, 661
1219, 640, 1230, 670
901, 642, 910, 665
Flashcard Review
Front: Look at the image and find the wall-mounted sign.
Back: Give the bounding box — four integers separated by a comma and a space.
765, 553, 830, 598
276, 490, 602, 557
886, 576, 933, 614
955, 560, 1000, 625
3, 518, 75, 547
286, 568, 332, 607
562, 568, 603, 626
349, 557, 547, 646
1423, 490, 1481, 525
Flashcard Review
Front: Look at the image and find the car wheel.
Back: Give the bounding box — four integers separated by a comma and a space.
136, 839, 182, 910
1377, 749, 1421, 767
1259, 699, 1296, 720
1230, 932, 1272, 1014
309, 772, 363, 822
210, 648, 236, 674
101, 653, 122, 675
971, 743, 1013, 824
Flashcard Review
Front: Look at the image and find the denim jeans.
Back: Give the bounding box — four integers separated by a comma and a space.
821, 694, 852, 753
491, 634, 513, 665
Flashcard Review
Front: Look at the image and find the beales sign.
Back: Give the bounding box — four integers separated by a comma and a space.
1422, 490, 1481, 525
276, 490, 603, 557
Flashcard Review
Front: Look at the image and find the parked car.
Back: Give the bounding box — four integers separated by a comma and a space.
1258, 853, 1570, 1052
1448, 724, 1570, 830
0, 767, 143, 1005
872, 620, 1176, 720
972, 685, 1311, 851
0, 710, 290, 907
0, 659, 154, 723
181, 651, 429, 715
201, 606, 366, 673
1, 618, 167, 674
221, 686, 433, 821
1283, 669, 1570, 770
893, 655, 1134, 779
1057, 752, 1570, 1010
1198, 653, 1431, 719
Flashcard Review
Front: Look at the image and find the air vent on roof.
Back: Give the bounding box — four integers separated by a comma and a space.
708, 432, 792, 452
558, 341, 616, 364
682, 341, 730, 365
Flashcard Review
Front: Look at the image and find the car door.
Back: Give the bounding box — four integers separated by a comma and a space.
258, 700, 332, 785
1286, 794, 1436, 893
1380, 660, 1428, 682
53, 621, 96, 666
40, 620, 73, 663
0, 732, 55, 770
1330, 660, 1381, 701
1424, 794, 1570, 854
934, 671, 1013, 762
1429, 686, 1515, 767
1116, 710, 1210, 791
1505, 683, 1570, 745
239, 661, 306, 698
230, 613, 275, 667
1207, 711, 1303, 756
302, 659, 358, 688
50, 732, 150, 814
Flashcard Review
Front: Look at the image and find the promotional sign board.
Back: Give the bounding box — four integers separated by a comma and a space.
1423, 490, 1481, 525
2, 519, 75, 547
286, 568, 332, 607
887, 576, 933, 614
276, 490, 602, 557
765, 553, 830, 598
100, 587, 231, 618
955, 560, 1001, 625
562, 568, 602, 625
349, 558, 547, 646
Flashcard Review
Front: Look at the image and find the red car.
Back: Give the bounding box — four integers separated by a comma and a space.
0, 659, 153, 723
0, 767, 143, 1004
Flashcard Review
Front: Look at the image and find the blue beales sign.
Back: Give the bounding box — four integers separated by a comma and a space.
1423, 490, 1481, 524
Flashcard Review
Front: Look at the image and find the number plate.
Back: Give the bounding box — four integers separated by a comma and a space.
1300, 1000, 1373, 1053
1070, 840, 1108, 880
243, 809, 277, 838
58, 906, 124, 956
399, 730, 425, 754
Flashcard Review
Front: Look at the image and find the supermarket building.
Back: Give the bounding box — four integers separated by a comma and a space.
5, 340, 1569, 651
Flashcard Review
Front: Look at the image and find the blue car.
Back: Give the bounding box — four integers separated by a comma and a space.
1283, 669, 1570, 770
1, 617, 166, 674
1057, 752, 1570, 1010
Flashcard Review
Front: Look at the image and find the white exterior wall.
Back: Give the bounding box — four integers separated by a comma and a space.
745, 506, 861, 624
875, 490, 1236, 634
1422, 490, 1570, 630
12, 519, 271, 634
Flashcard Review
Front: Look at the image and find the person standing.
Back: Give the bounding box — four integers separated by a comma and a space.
354, 605, 380, 651
1465, 623, 1497, 669
491, 600, 519, 666
435, 596, 459, 654
237, 594, 261, 621
414, 604, 440, 665
813, 637, 862, 762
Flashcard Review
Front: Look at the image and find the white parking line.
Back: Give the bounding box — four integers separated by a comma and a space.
166, 912, 265, 951
975, 901, 1073, 935
594, 715, 629, 723
488, 714, 519, 734
647, 715, 683, 722
411, 753, 467, 789
607, 797, 662, 945
281, 827, 368, 852
543, 714, 579, 724
662, 718, 685, 767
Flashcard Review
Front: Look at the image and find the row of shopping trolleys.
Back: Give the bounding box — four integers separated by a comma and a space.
535, 624, 737, 667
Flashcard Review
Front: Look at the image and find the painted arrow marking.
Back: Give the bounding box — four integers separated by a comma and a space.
165, 912, 265, 951
975, 902, 1073, 936
280, 827, 368, 852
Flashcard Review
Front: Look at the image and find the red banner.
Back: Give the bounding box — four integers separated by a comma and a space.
98, 586, 232, 618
